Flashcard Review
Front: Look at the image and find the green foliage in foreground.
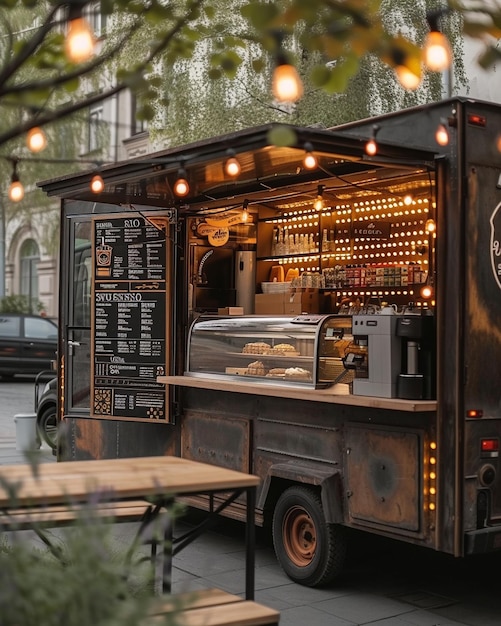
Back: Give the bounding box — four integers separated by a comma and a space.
0, 493, 184, 625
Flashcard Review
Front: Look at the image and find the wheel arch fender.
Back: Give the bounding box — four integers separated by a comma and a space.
258, 462, 344, 525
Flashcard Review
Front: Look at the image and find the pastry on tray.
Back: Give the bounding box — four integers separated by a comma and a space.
266, 368, 287, 377
242, 342, 272, 354
284, 367, 311, 380
271, 343, 297, 354
246, 360, 267, 375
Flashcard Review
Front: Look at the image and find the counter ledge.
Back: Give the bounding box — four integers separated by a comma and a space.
157, 375, 436, 412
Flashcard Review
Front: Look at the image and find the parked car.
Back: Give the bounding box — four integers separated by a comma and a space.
34, 371, 57, 451
0, 314, 57, 378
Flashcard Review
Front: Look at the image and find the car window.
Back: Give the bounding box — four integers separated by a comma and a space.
24, 317, 58, 339
0, 316, 21, 337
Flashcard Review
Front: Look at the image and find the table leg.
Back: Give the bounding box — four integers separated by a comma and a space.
245, 486, 256, 600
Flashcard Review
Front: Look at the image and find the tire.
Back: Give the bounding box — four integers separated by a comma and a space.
37, 405, 58, 451
272, 485, 347, 587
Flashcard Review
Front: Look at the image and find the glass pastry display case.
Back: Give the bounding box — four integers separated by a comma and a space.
186, 314, 353, 388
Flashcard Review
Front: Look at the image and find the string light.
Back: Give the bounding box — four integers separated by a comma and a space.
303, 142, 318, 169
90, 173, 104, 194
423, 31, 452, 71
8, 159, 24, 202
423, 10, 453, 72
365, 125, 380, 156
271, 32, 304, 103
435, 119, 449, 146
224, 149, 241, 177
65, 2, 95, 63
313, 184, 324, 211
26, 127, 47, 153
242, 199, 249, 222
173, 167, 189, 197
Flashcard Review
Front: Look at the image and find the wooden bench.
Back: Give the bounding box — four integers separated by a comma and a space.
0, 499, 159, 528
147, 588, 280, 626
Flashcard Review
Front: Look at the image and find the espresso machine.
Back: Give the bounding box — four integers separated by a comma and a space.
345, 315, 402, 398
396, 313, 435, 399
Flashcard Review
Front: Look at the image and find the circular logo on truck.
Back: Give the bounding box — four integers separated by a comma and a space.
490, 201, 501, 290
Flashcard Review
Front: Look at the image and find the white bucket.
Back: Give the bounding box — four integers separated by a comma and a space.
14, 413, 41, 451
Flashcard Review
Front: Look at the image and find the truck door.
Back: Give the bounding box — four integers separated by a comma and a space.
65, 217, 92, 414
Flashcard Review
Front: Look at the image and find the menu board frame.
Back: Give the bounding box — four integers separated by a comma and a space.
91, 212, 172, 423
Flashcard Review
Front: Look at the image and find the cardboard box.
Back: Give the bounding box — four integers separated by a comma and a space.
300, 288, 330, 314
218, 307, 244, 315
255, 292, 302, 315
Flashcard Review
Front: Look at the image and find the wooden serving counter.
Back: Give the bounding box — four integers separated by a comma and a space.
158, 375, 437, 413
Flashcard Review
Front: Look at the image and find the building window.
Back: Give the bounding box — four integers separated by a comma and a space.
88, 1, 107, 37
19, 239, 40, 313
88, 104, 104, 152
131, 93, 148, 135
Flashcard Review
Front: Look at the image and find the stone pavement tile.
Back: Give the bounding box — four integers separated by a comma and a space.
199, 561, 291, 596
312, 592, 416, 624
386, 609, 475, 626
261, 581, 350, 607
432, 603, 501, 626
279, 604, 356, 626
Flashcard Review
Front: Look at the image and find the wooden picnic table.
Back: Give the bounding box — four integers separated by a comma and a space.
0, 456, 260, 599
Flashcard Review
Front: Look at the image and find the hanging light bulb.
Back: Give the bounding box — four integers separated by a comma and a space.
90, 173, 105, 194
403, 194, 413, 206
242, 199, 249, 223
224, 149, 241, 177
8, 160, 24, 202
395, 64, 422, 90
272, 53, 304, 103
392, 48, 422, 90
303, 142, 318, 170
435, 119, 449, 146
26, 127, 47, 153
65, 1, 95, 64
365, 125, 380, 156
423, 31, 453, 72
313, 184, 325, 211
173, 168, 189, 197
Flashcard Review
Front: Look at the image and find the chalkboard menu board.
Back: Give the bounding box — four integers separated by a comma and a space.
91, 214, 170, 422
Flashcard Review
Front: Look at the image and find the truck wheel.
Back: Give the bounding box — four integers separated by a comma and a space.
272, 485, 346, 587
37, 406, 58, 451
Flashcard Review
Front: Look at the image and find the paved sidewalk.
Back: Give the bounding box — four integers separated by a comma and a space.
0, 436, 55, 465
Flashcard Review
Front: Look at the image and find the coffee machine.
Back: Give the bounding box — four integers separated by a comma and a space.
345, 315, 402, 398
396, 313, 435, 399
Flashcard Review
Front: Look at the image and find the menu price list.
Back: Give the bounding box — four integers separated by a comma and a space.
92, 215, 169, 421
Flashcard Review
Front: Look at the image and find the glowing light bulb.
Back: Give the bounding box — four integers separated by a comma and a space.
90, 174, 104, 194
423, 31, 452, 72
65, 17, 95, 63
272, 63, 304, 102
26, 127, 47, 152
225, 156, 241, 177
9, 180, 24, 202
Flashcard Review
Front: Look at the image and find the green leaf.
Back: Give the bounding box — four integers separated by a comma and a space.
63, 77, 80, 93
267, 126, 297, 147
310, 64, 332, 88
241, 2, 280, 29
252, 58, 265, 73
208, 68, 222, 79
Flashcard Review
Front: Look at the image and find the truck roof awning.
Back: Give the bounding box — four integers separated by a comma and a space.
37, 123, 437, 211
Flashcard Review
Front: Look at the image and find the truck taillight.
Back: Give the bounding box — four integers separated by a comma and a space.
481, 439, 499, 455
466, 409, 483, 418
468, 113, 486, 127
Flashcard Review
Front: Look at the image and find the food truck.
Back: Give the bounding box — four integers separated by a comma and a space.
39, 97, 501, 587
